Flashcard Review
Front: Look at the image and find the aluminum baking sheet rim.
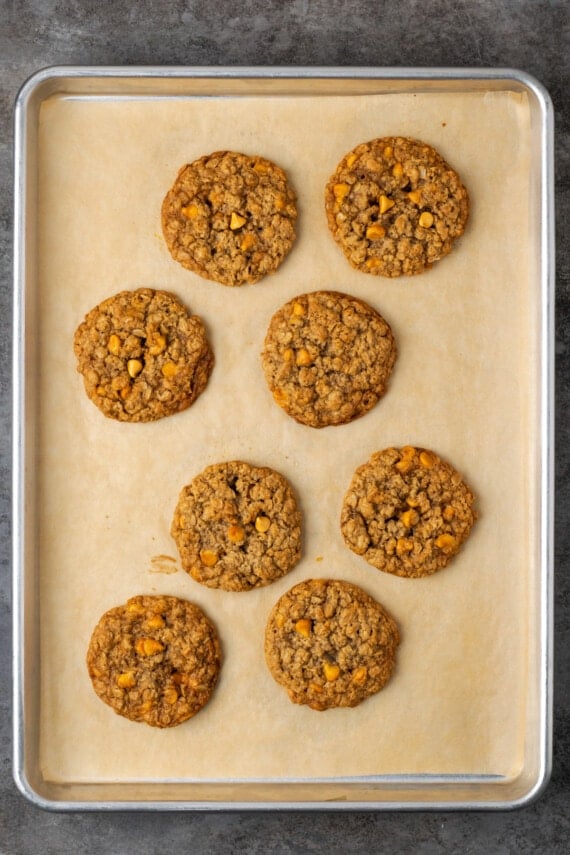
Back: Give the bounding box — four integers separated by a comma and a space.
12, 65, 555, 812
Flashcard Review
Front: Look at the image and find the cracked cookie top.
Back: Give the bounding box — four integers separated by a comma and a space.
325, 137, 469, 277
341, 446, 477, 577
261, 290, 397, 428
86, 595, 221, 728
73, 288, 213, 423
264, 578, 400, 710
161, 151, 298, 286
171, 460, 302, 592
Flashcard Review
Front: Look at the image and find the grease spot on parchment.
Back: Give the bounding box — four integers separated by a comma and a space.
149, 554, 179, 574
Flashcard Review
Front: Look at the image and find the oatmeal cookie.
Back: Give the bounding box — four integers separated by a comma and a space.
73, 288, 213, 422
171, 461, 302, 592
261, 290, 397, 428
325, 137, 469, 277
341, 446, 477, 578
264, 578, 400, 710
86, 594, 221, 727
161, 151, 297, 286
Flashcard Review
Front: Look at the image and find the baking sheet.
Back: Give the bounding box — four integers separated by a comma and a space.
14, 70, 553, 807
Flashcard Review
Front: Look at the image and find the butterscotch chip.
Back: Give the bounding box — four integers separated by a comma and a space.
161, 151, 297, 286
171, 461, 302, 592
325, 137, 469, 277
86, 595, 221, 728
73, 288, 213, 422
265, 579, 400, 710
341, 446, 477, 577
261, 290, 397, 428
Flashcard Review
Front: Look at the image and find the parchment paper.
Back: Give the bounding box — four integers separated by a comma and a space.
36, 88, 534, 784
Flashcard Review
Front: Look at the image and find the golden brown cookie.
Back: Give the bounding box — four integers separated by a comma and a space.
161, 151, 297, 286
171, 461, 302, 592
264, 578, 400, 710
73, 288, 213, 422
325, 137, 469, 277
86, 595, 221, 728
261, 290, 397, 428
341, 446, 477, 577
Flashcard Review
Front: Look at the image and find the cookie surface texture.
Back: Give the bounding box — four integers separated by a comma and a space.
265, 578, 400, 710
341, 446, 477, 578
261, 290, 397, 428
325, 137, 469, 277
171, 461, 302, 592
86, 595, 221, 727
161, 150, 298, 286
73, 288, 213, 422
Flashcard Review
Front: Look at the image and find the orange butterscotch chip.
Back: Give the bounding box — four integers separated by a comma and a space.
117, 671, 136, 688
435, 533, 457, 553
395, 456, 413, 474
273, 388, 288, 407
295, 348, 312, 366
396, 537, 414, 555
295, 619, 312, 637
135, 637, 165, 657
400, 509, 419, 529
366, 223, 386, 240
352, 666, 368, 685
240, 233, 256, 252
419, 211, 434, 228
419, 450, 436, 468
333, 182, 350, 202
323, 662, 340, 682
107, 334, 121, 355
161, 361, 179, 379
229, 211, 247, 230
199, 549, 218, 567
227, 524, 245, 544
255, 515, 271, 533
181, 203, 200, 219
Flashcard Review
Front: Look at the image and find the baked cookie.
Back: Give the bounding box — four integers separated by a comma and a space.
261, 290, 397, 428
264, 578, 400, 711
86, 595, 221, 728
325, 137, 469, 277
341, 446, 477, 578
161, 151, 297, 286
171, 461, 302, 592
73, 288, 213, 422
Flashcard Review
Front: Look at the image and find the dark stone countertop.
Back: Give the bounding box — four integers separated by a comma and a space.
1, 1, 568, 852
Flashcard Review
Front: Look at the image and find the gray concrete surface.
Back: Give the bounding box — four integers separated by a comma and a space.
1, 1, 568, 852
